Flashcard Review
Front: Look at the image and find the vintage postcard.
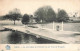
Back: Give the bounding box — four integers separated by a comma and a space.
0, 0, 80, 51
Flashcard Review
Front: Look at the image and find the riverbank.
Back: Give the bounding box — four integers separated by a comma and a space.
0, 20, 80, 44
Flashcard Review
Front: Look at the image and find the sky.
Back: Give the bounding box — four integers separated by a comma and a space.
0, 0, 80, 16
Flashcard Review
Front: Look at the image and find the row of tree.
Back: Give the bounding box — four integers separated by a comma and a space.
34, 6, 69, 23
2, 8, 30, 25
1, 6, 69, 25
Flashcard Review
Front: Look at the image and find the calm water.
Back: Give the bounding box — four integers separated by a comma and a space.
0, 31, 63, 44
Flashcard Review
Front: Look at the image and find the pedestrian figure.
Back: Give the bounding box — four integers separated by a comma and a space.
56, 25, 60, 31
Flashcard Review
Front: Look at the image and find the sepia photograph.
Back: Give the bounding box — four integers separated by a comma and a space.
0, 0, 80, 44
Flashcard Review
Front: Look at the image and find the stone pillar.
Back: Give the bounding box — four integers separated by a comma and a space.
61, 21, 63, 31
53, 21, 55, 30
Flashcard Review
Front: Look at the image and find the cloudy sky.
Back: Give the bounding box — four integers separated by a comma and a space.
0, 0, 80, 16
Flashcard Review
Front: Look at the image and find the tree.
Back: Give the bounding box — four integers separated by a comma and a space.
21, 14, 29, 25
0, 16, 6, 20
34, 6, 56, 23
3, 8, 22, 25
57, 9, 69, 22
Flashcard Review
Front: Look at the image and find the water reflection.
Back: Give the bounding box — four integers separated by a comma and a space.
7, 31, 64, 44
8, 31, 22, 44
8, 31, 38, 44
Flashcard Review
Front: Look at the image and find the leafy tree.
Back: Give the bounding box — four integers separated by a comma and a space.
21, 14, 29, 25
0, 16, 5, 20
57, 9, 69, 22
3, 8, 22, 25
34, 6, 56, 23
